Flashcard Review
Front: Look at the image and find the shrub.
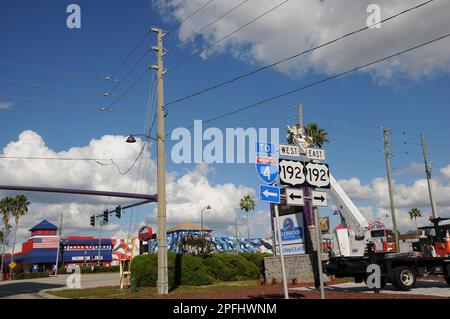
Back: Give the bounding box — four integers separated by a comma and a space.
15, 272, 49, 280
202, 254, 259, 282
240, 252, 273, 276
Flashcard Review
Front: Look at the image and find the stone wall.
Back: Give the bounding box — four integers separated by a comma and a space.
264, 254, 315, 283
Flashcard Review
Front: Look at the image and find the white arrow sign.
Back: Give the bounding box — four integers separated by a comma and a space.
311, 190, 328, 207
286, 188, 304, 206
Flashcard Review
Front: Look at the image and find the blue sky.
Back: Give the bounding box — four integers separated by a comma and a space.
1, 0, 450, 241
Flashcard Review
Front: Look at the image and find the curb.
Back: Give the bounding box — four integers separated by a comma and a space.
38, 287, 69, 299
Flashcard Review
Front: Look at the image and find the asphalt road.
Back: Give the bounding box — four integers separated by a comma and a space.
292, 279, 450, 298
0, 273, 120, 299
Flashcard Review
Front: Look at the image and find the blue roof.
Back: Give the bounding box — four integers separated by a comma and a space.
29, 220, 58, 232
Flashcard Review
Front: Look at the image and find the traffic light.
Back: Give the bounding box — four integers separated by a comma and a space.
115, 206, 122, 218
103, 210, 109, 223
90, 215, 95, 227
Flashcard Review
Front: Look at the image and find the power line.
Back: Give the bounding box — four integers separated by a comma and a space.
171, 0, 290, 70
166, 0, 434, 106
168, 0, 217, 35
0, 59, 110, 81
0, 94, 142, 115
0, 76, 110, 97
109, 29, 150, 78
169, 0, 251, 52
185, 33, 450, 130
107, 68, 151, 108
0, 156, 150, 161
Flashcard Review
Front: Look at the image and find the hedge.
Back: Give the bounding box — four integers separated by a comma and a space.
58, 265, 120, 274
14, 272, 49, 280
131, 253, 267, 288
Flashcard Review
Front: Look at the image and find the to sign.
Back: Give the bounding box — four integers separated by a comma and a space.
286, 188, 304, 206
306, 148, 326, 161
305, 162, 330, 188
256, 156, 278, 184
311, 190, 328, 207
279, 160, 305, 186
279, 144, 302, 158
255, 141, 275, 156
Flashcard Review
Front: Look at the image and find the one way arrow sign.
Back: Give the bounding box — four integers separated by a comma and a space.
286, 188, 304, 206
311, 190, 328, 207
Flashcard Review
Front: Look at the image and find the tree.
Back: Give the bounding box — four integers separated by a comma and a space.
408, 208, 422, 237
304, 123, 329, 147
239, 195, 256, 239
9, 195, 30, 278
0, 225, 12, 245
286, 123, 329, 147
0, 197, 14, 280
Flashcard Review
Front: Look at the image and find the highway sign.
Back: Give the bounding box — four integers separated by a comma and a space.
279, 159, 305, 186
8, 261, 16, 269
279, 144, 302, 158
304, 162, 330, 188
311, 190, 328, 207
259, 184, 280, 203
306, 147, 326, 161
256, 156, 278, 184
255, 141, 275, 156
286, 188, 304, 206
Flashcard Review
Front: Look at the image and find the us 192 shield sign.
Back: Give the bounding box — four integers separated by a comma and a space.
256, 156, 278, 184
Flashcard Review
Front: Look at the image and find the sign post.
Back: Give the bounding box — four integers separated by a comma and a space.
314, 206, 325, 299
274, 204, 289, 300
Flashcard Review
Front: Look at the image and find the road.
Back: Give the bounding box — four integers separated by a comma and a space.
0, 272, 120, 299
292, 279, 450, 298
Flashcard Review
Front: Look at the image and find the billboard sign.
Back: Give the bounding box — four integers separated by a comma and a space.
273, 212, 305, 255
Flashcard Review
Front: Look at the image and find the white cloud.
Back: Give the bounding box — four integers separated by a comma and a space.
154, 0, 450, 81
337, 177, 373, 200
0, 102, 12, 110
1, 130, 259, 251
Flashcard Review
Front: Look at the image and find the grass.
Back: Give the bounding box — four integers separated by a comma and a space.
48, 280, 261, 299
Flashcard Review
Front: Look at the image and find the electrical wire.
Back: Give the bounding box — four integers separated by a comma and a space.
184, 33, 450, 130
171, 0, 290, 69
0, 94, 142, 115
169, 0, 251, 52
0, 76, 110, 97
107, 68, 150, 108
167, 0, 217, 35
166, 0, 435, 106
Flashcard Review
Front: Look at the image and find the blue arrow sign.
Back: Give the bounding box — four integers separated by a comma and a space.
259, 185, 280, 203
256, 156, 278, 184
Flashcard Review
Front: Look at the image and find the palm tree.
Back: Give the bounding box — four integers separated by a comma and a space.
304, 123, 329, 147
408, 208, 422, 237
0, 197, 14, 280
9, 195, 30, 278
286, 123, 329, 147
239, 195, 256, 239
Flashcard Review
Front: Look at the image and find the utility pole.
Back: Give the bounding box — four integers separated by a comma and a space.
383, 128, 399, 250
274, 204, 289, 299
152, 27, 168, 295
420, 133, 438, 219
97, 221, 103, 266
298, 102, 303, 127
54, 213, 63, 276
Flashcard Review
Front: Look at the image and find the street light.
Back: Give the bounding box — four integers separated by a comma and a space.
201, 205, 212, 236
125, 134, 156, 143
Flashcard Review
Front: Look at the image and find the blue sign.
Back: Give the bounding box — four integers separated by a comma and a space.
256, 156, 278, 184
259, 184, 280, 203
255, 141, 275, 156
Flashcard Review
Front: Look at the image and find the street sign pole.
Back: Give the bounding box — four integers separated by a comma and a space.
274, 204, 289, 300
54, 212, 63, 276
314, 206, 325, 299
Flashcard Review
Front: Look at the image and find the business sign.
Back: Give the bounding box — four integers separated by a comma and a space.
279, 144, 302, 158
273, 213, 305, 255
304, 162, 330, 188
306, 147, 326, 161
256, 156, 278, 184
259, 184, 280, 203
255, 141, 275, 156
279, 159, 305, 186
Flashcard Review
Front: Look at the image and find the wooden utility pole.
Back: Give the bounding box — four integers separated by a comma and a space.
383, 128, 399, 250
298, 102, 303, 127
152, 27, 168, 295
420, 133, 438, 219
54, 213, 63, 275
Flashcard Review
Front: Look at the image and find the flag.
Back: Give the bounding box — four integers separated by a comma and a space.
33, 237, 60, 249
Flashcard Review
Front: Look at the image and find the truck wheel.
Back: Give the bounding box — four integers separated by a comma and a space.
391, 266, 417, 291
445, 276, 450, 286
